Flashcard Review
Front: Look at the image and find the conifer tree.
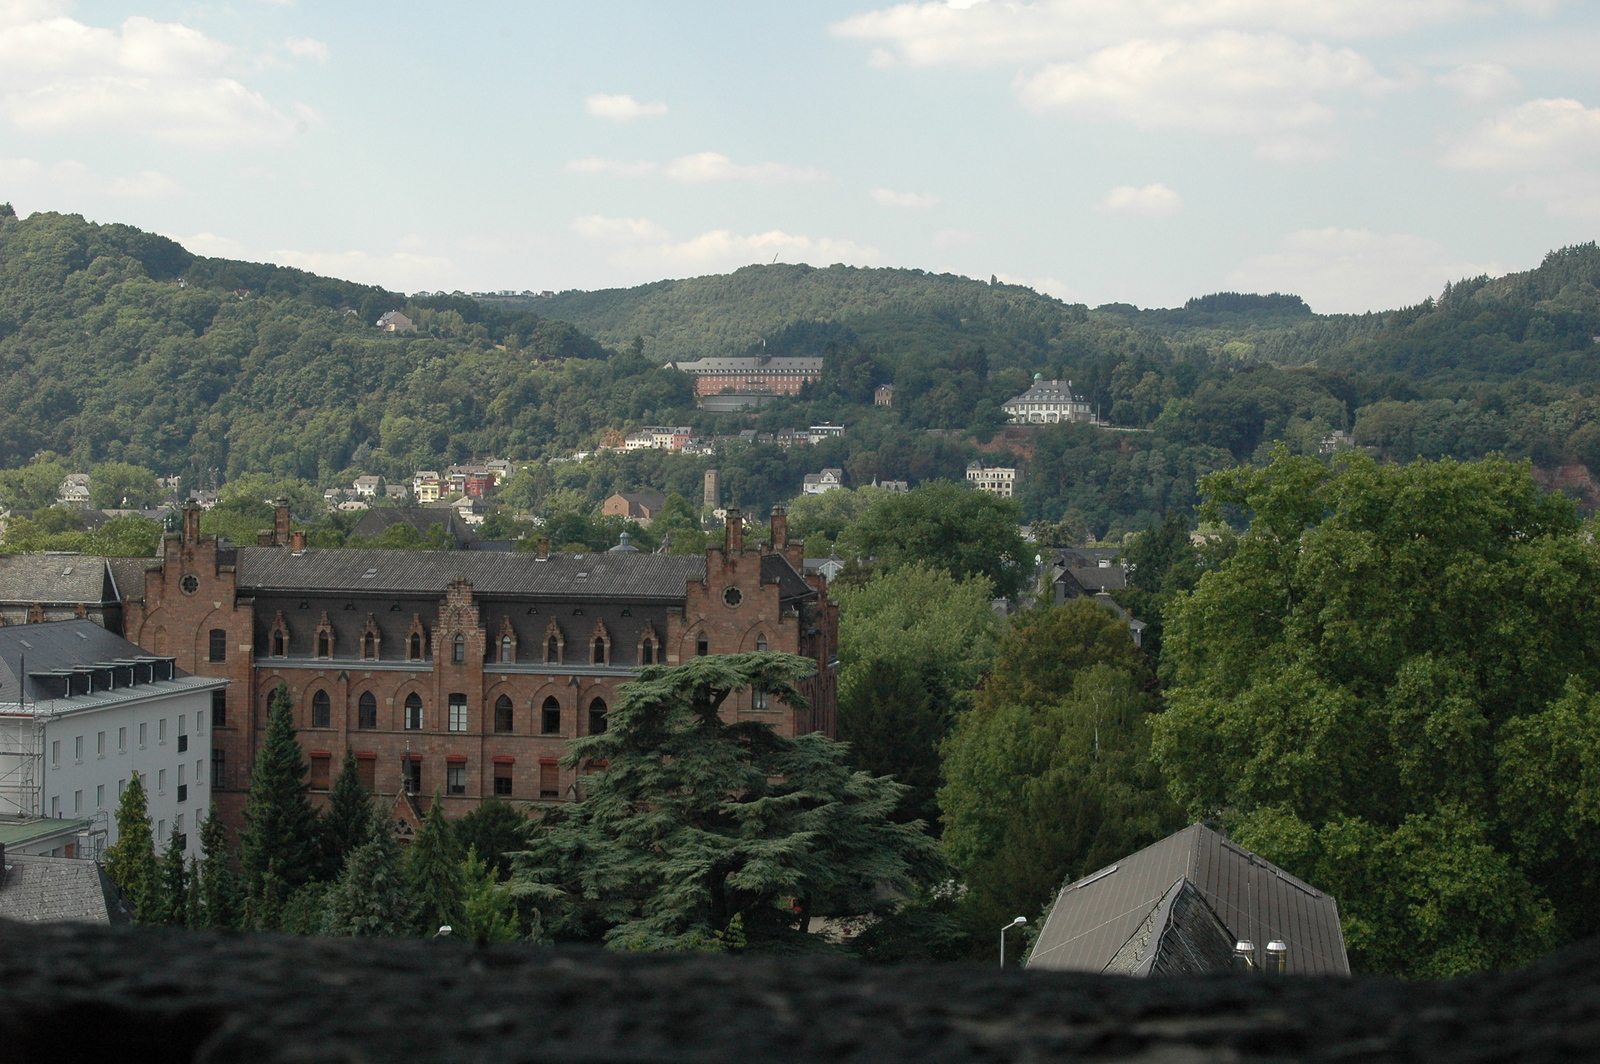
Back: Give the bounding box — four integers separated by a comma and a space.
239, 684, 320, 930
184, 857, 203, 928
408, 795, 465, 935
192, 805, 238, 930
104, 771, 159, 922
318, 748, 374, 878
458, 846, 520, 944
156, 838, 189, 926
323, 830, 418, 937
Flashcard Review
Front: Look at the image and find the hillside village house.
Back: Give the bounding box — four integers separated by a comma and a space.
0, 620, 224, 861
802, 469, 845, 495
1002, 375, 1096, 424
874, 384, 895, 407
106, 503, 836, 837
966, 462, 1017, 497
352, 476, 384, 498
601, 492, 668, 525
56, 474, 91, 508
376, 311, 417, 333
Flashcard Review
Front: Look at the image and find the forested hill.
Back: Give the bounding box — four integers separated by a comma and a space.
3, 205, 1600, 539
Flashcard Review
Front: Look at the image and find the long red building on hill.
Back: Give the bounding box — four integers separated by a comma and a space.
114, 504, 837, 835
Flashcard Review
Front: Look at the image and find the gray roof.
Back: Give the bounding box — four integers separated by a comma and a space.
0, 555, 116, 605
106, 557, 155, 603
669, 357, 823, 372
0, 619, 183, 703
0, 853, 125, 924
1004, 378, 1088, 405
235, 547, 708, 601
1028, 823, 1350, 976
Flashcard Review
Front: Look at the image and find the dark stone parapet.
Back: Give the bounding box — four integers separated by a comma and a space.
2, 919, 1598, 1063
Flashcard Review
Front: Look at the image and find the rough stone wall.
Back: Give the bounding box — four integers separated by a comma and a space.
3, 919, 1598, 1063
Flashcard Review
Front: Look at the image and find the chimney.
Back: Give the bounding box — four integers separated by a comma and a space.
536, 537, 550, 561
256, 529, 273, 546
1232, 940, 1257, 974
1265, 939, 1287, 975
290, 530, 307, 554
770, 504, 788, 550
181, 501, 201, 545
273, 498, 291, 546
725, 508, 743, 553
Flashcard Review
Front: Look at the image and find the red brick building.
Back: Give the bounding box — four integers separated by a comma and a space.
668, 356, 823, 397
119, 504, 836, 833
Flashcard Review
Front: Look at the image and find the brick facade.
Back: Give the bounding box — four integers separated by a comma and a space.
122, 504, 837, 836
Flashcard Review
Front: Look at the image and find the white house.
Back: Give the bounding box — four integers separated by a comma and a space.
802, 469, 845, 495
0, 621, 228, 861
352, 475, 384, 498
967, 462, 1017, 497
1002, 375, 1096, 424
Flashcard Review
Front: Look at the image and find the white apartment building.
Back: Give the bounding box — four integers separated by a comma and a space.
0, 620, 228, 860
1002, 375, 1096, 424
967, 462, 1018, 497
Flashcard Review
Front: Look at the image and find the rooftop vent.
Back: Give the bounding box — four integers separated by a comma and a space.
362, 568, 379, 579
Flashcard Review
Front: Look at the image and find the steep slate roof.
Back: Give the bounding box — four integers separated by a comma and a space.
0, 555, 116, 605
0, 620, 180, 703
235, 547, 707, 601
1027, 823, 1350, 976
0, 853, 125, 924
669, 357, 824, 372
761, 554, 816, 602
105, 557, 155, 604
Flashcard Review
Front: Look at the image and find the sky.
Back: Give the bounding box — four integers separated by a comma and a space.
1, 1, 1598, 314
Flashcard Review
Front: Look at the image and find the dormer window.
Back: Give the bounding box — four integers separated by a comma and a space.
361, 614, 381, 661
407, 615, 426, 661
269, 613, 290, 658
590, 622, 610, 666
498, 619, 517, 664
544, 620, 565, 665
313, 612, 335, 659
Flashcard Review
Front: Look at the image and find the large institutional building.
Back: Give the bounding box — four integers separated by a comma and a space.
103, 504, 836, 834
668, 356, 823, 398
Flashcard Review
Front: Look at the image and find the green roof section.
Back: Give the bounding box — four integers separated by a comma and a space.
0, 817, 94, 847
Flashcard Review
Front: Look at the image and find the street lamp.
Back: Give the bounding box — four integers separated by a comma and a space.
1000, 916, 1027, 969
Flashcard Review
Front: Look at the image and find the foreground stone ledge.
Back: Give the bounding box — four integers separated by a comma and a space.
2, 921, 1598, 1063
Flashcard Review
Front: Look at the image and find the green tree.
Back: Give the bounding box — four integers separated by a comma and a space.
0, 460, 68, 510
191, 805, 238, 930
454, 800, 530, 881
89, 460, 161, 509
408, 796, 466, 935
459, 846, 521, 944
513, 653, 942, 952
239, 684, 321, 930
832, 564, 1000, 826
1114, 510, 1224, 672
104, 772, 159, 921
839, 481, 1029, 598
1154, 450, 1600, 976
785, 486, 887, 553
318, 748, 375, 878
154, 838, 189, 926
322, 830, 419, 937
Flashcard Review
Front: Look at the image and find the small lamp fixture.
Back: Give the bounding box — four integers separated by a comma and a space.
1000, 916, 1027, 969
434, 925, 453, 938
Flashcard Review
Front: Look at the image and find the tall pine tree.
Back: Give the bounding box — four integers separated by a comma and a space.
155, 838, 189, 926
319, 748, 374, 879
104, 772, 159, 922
192, 805, 238, 930
239, 684, 320, 930
408, 795, 465, 935
323, 830, 418, 937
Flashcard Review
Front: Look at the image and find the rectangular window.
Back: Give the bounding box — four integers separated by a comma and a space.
212, 750, 225, 791
51, 740, 60, 768
196, 708, 204, 735
177, 784, 188, 803
178, 734, 188, 753
404, 758, 422, 795
211, 690, 226, 729
541, 704, 561, 735
357, 756, 375, 791
493, 763, 513, 796
158, 769, 167, 794
209, 628, 227, 663
158, 819, 165, 841
174, 814, 184, 844
75, 735, 83, 762
178, 714, 186, 736
310, 755, 331, 791
494, 701, 514, 733
118, 779, 126, 798
73, 789, 82, 814
118, 727, 127, 753
51, 796, 60, 818
447, 764, 466, 795
178, 763, 186, 785
405, 700, 423, 730
752, 687, 769, 710
97, 731, 105, 757
158, 719, 167, 744
138, 722, 147, 747
539, 762, 559, 799
448, 695, 468, 733
196, 760, 204, 785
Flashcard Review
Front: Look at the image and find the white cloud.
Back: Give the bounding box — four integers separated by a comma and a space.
872, 187, 940, 208
1226, 227, 1500, 313
662, 152, 827, 184
584, 93, 668, 121
606, 228, 878, 272
1440, 97, 1600, 171
284, 37, 328, 63
1436, 61, 1519, 102
570, 214, 671, 242
1506, 171, 1600, 219
0, 14, 303, 146
182, 232, 456, 291
1099, 182, 1182, 216
1016, 32, 1392, 135
0, 156, 178, 199
564, 157, 660, 176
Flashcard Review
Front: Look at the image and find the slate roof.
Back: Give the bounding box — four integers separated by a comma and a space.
0, 555, 116, 605
105, 557, 155, 603
351, 507, 476, 546
0, 620, 183, 704
235, 547, 708, 601
670, 357, 824, 372
1027, 823, 1349, 976
762, 554, 816, 602
0, 853, 125, 924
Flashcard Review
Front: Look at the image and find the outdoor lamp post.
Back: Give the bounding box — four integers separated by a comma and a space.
1000, 916, 1027, 969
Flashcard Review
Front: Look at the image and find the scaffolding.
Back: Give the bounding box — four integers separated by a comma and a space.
0, 701, 44, 819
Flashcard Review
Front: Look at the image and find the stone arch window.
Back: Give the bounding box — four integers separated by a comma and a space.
311, 689, 331, 729
588, 698, 608, 735
590, 622, 610, 666
314, 612, 335, 659
404, 692, 423, 730
544, 620, 565, 665
755, 634, 768, 652
452, 632, 466, 665
358, 691, 377, 730
498, 618, 517, 664
638, 623, 659, 666
494, 694, 514, 733
361, 615, 381, 661
541, 696, 562, 735
407, 615, 426, 661
208, 628, 227, 664
269, 613, 289, 658
695, 632, 709, 657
